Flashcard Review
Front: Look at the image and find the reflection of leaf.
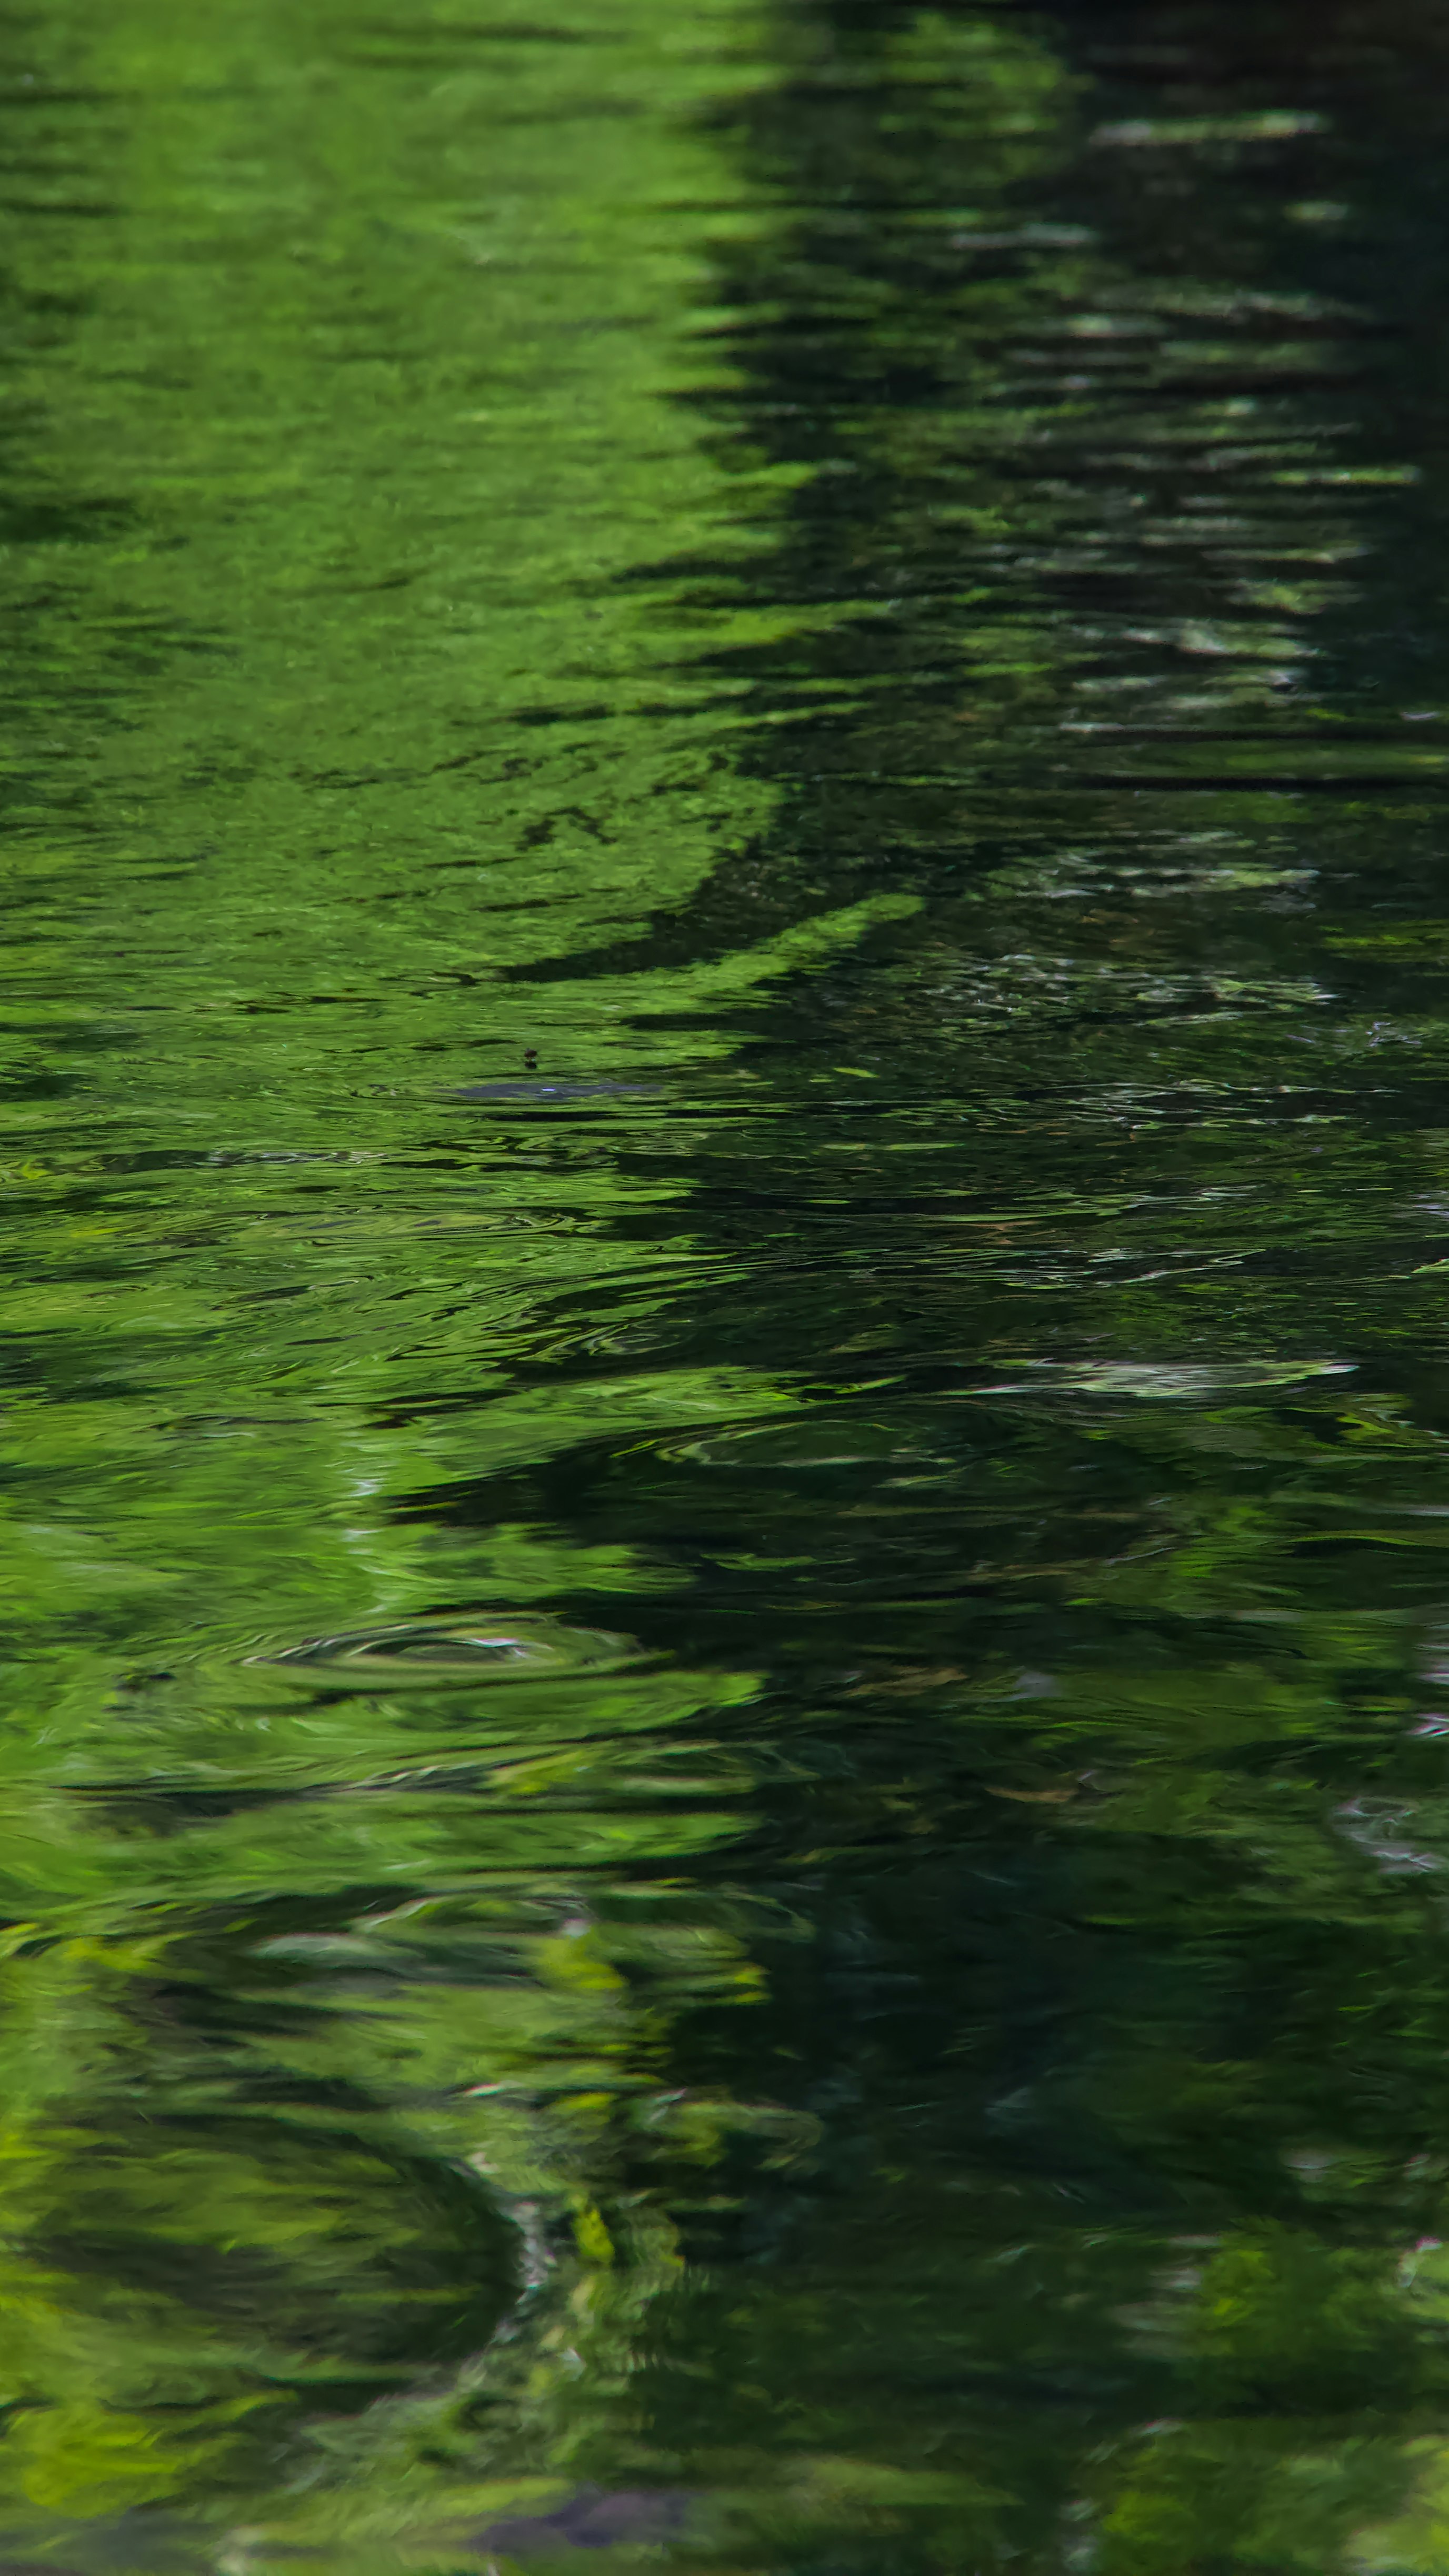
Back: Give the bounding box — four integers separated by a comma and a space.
1325, 922, 1449, 955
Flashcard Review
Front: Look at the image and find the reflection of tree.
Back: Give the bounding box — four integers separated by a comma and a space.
0, 0, 821, 2549
501, 3, 1449, 2571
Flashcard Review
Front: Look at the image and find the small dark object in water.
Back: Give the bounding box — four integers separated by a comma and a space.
452, 1079, 655, 1102
473, 2487, 694, 2557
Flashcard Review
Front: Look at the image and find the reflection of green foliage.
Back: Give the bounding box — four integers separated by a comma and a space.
0, 0, 846, 2545
5, 0, 1449, 2565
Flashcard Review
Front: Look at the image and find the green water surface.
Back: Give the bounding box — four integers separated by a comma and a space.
6, 0, 1449, 2567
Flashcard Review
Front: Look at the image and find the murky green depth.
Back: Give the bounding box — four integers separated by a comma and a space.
9, 0, 1449, 2567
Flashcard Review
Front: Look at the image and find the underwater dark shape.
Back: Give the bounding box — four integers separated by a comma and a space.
472, 2488, 696, 2557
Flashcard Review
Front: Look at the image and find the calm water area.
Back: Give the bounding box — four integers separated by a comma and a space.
11, 0, 1449, 2567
